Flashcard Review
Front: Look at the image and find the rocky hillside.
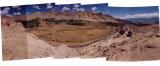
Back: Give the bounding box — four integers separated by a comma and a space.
2, 16, 28, 60
14, 11, 118, 23
1, 11, 160, 61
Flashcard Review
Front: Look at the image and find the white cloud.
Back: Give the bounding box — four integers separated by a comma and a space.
0, 7, 10, 15
75, 8, 85, 11
26, 12, 30, 15
33, 5, 41, 9
6, 14, 13, 17
79, 8, 85, 11
123, 12, 159, 19
72, 8, 77, 11
13, 11, 21, 15
0, 7, 13, 17
12, 6, 20, 8
3, 7, 10, 11
91, 7, 100, 13
36, 12, 41, 13
92, 7, 97, 11
62, 6, 70, 12
72, 4, 85, 12
46, 3, 52, 9
73, 4, 80, 8
0, 10, 9, 15
12, 6, 21, 10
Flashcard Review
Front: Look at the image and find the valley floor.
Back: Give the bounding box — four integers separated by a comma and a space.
2, 20, 160, 61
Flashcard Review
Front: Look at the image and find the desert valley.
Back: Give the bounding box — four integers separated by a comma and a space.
1, 3, 160, 61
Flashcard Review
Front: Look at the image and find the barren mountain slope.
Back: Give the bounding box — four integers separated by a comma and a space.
2, 17, 28, 60
22, 11, 118, 22
2, 16, 80, 60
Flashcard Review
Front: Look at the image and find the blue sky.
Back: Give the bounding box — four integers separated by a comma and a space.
53, 3, 81, 12
0, 3, 55, 16
53, 3, 108, 13
126, 6, 159, 19
1, 6, 25, 16
25, 3, 55, 15
78, 3, 108, 14
109, 7, 129, 18
0, 3, 158, 21
109, 6, 159, 19
0, 3, 108, 16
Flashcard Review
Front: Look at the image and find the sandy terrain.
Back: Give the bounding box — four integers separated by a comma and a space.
2, 22, 28, 60
29, 24, 115, 47
28, 33, 79, 59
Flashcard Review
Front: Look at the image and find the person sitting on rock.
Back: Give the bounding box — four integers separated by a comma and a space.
126, 30, 132, 38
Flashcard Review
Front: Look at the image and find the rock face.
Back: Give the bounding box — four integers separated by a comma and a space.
107, 32, 160, 61
2, 17, 28, 60
105, 24, 160, 61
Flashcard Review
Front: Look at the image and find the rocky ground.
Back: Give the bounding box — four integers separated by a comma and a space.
2, 21, 28, 60
1, 13, 160, 61
3, 22, 160, 61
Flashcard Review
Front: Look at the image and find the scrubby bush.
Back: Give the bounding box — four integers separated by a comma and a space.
44, 18, 55, 24
44, 18, 64, 24
67, 19, 85, 26
43, 18, 85, 26
27, 18, 40, 28
16, 17, 40, 28
102, 22, 123, 27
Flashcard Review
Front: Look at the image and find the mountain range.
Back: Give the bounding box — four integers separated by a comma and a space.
125, 17, 159, 24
